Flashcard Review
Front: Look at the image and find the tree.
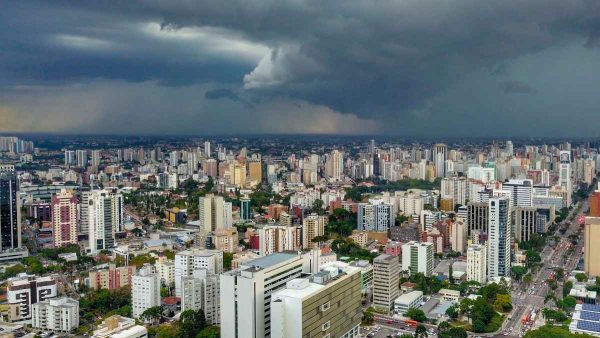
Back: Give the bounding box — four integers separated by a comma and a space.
362, 307, 375, 325
154, 323, 179, 338
523, 273, 533, 285
312, 199, 325, 214
438, 321, 451, 334
563, 281, 574, 297
223, 252, 234, 270
406, 308, 427, 322
196, 326, 220, 338
511, 266, 528, 281
444, 328, 468, 338
415, 324, 428, 338
179, 309, 206, 338
445, 304, 459, 320
141, 306, 164, 325
561, 296, 577, 310
575, 272, 588, 282
494, 294, 513, 313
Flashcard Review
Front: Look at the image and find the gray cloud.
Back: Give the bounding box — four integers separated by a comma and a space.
1, 1, 600, 135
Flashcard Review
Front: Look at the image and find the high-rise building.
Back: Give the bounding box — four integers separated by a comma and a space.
501, 179, 533, 208
401, 241, 434, 277
132, 264, 161, 319
257, 225, 301, 256
325, 150, 344, 181
64, 150, 76, 166
514, 207, 538, 243
76, 149, 88, 168
204, 158, 218, 177
220, 252, 309, 338
88, 190, 124, 253
584, 216, 600, 277
170, 150, 179, 166
0, 172, 21, 251
180, 269, 220, 325
174, 249, 223, 296
51, 189, 79, 247
79, 188, 92, 235
198, 194, 232, 232
433, 143, 447, 178
240, 197, 251, 221
270, 262, 362, 338
487, 196, 511, 280
91, 149, 101, 167
204, 141, 211, 158
302, 213, 326, 249
466, 244, 487, 284
248, 161, 262, 183
372, 254, 400, 311
357, 199, 394, 232
32, 297, 79, 332
559, 151, 573, 206
467, 202, 488, 237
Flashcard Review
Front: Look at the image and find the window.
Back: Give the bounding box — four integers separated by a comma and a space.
322, 321, 330, 331
320, 301, 330, 312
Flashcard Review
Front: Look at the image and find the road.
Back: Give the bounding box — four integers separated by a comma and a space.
499, 201, 586, 338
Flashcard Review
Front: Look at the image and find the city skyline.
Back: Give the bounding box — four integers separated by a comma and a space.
2, 2, 600, 136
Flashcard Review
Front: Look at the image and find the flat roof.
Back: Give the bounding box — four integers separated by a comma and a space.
243, 252, 299, 269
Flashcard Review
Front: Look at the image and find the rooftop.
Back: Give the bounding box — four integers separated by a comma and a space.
242, 252, 300, 270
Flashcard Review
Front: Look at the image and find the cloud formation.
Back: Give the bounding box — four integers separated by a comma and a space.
1, 1, 600, 136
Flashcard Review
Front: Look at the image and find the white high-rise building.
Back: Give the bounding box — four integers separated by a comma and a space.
181, 269, 220, 325
466, 244, 487, 284
395, 191, 424, 217
401, 241, 434, 277
357, 199, 394, 232
441, 177, 468, 206
169, 151, 178, 166
487, 196, 511, 280
76, 149, 88, 168
220, 252, 309, 338
88, 190, 123, 253
204, 141, 211, 158
433, 143, 447, 178
257, 225, 301, 256
32, 297, 79, 332
198, 194, 232, 232
559, 151, 572, 206
501, 179, 533, 208
467, 166, 495, 183
175, 249, 223, 296
91, 150, 101, 167
325, 150, 344, 181
132, 265, 161, 319
79, 189, 92, 235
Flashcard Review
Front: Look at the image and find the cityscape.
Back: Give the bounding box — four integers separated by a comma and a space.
3, 1, 600, 338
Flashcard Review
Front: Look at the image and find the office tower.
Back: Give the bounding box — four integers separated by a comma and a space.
514, 207, 538, 243
170, 150, 178, 166
64, 150, 76, 166
559, 151, 573, 206
501, 179, 533, 208
174, 249, 223, 296
76, 149, 88, 167
302, 213, 326, 249
88, 190, 124, 253
433, 143, 447, 178
89, 264, 135, 290
79, 188, 92, 235
204, 141, 211, 158
270, 262, 362, 338
585, 216, 600, 277
240, 197, 251, 221
467, 202, 488, 237
357, 199, 394, 232
51, 189, 79, 247
369, 139, 376, 154
132, 264, 161, 319
248, 161, 262, 183
467, 244, 487, 284
401, 241, 434, 277
7, 276, 57, 321
198, 194, 232, 232
221, 252, 309, 338
90, 149, 101, 167
325, 150, 344, 181
93, 315, 148, 338
487, 196, 511, 280
373, 254, 400, 311
257, 225, 301, 256
506, 140, 514, 156
32, 297, 79, 332
180, 269, 220, 325
0, 172, 20, 251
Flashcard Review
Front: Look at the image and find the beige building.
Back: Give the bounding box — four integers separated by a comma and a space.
213, 228, 238, 253
302, 214, 326, 249
270, 262, 362, 338
89, 264, 135, 290
93, 315, 148, 338
248, 161, 262, 183
585, 217, 600, 277
348, 231, 368, 247
154, 256, 175, 286
373, 254, 400, 311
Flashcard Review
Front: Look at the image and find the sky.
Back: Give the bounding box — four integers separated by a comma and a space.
1, 1, 600, 137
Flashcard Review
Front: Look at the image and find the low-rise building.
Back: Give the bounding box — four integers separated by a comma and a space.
89, 264, 135, 290
570, 303, 600, 336
438, 288, 460, 302
394, 291, 423, 315
92, 315, 148, 338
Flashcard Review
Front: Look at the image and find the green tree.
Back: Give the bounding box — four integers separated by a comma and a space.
415, 324, 428, 338
312, 199, 325, 214
223, 252, 234, 270
561, 296, 577, 310
196, 326, 220, 338
523, 273, 533, 285
445, 304, 459, 320
406, 308, 427, 322
511, 266, 528, 281
563, 281, 574, 297
494, 294, 513, 313
141, 306, 164, 325
179, 309, 206, 338
362, 307, 375, 325
575, 272, 588, 282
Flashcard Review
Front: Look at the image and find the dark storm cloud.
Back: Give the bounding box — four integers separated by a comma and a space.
2, 0, 600, 135
500, 81, 538, 95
